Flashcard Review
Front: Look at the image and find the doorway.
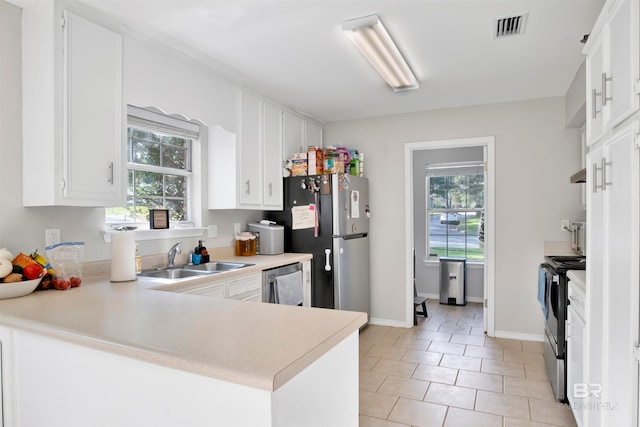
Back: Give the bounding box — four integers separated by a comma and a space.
404, 137, 495, 335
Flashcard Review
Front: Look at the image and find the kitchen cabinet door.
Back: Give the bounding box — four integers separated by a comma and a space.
599, 122, 638, 427
22, 4, 124, 206
182, 281, 225, 299
305, 121, 323, 151
585, 31, 606, 145
226, 273, 262, 301
262, 101, 283, 209
605, 0, 639, 129
584, 0, 639, 146
585, 121, 640, 427
283, 111, 305, 160
585, 143, 605, 427
238, 91, 263, 207
567, 304, 585, 427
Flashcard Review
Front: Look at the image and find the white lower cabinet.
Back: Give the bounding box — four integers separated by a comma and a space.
182, 280, 225, 299
178, 273, 262, 302
225, 274, 262, 301
1, 327, 358, 426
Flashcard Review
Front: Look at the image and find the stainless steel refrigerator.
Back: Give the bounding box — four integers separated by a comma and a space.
267, 174, 370, 315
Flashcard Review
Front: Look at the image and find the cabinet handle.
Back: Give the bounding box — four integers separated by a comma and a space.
268, 182, 273, 197
602, 72, 612, 107
108, 162, 114, 185
593, 157, 612, 193
601, 157, 612, 190
245, 180, 251, 195
591, 88, 602, 119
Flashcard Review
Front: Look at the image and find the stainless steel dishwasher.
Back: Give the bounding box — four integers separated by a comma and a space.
262, 262, 304, 305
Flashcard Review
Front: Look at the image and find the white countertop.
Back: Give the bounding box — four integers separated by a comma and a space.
0, 253, 367, 392
544, 241, 579, 257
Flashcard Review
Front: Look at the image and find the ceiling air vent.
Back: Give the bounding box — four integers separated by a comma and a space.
494, 13, 528, 38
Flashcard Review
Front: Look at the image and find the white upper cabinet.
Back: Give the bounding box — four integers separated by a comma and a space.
238, 91, 263, 207
21, 3, 124, 206
262, 101, 284, 208
284, 111, 305, 158
209, 90, 283, 210
305, 121, 323, 152
585, 0, 639, 146
283, 111, 323, 161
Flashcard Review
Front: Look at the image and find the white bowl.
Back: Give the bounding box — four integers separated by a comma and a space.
0, 277, 42, 300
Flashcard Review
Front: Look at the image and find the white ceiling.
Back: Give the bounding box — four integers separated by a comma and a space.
77, 0, 604, 123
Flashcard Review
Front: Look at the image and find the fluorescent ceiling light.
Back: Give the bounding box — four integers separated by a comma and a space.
342, 14, 418, 91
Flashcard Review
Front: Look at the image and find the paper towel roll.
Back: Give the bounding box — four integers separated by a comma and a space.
110, 231, 136, 282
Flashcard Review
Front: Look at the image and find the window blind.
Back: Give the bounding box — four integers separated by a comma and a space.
127, 105, 200, 139
425, 161, 484, 177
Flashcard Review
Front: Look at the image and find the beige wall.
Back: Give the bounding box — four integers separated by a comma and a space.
324, 97, 584, 337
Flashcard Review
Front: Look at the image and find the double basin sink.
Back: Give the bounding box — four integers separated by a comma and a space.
140, 262, 254, 280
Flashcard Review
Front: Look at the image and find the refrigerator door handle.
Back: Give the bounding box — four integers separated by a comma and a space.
324, 249, 332, 271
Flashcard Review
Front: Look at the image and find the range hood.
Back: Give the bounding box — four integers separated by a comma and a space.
570, 168, 586, 183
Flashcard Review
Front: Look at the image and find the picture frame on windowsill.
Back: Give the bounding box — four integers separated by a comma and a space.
150, 209, 169, 229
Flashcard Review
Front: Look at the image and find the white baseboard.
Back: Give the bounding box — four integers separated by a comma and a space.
367, 317, 409, 328
422, 293, 483, 304
494, 330, 544, 342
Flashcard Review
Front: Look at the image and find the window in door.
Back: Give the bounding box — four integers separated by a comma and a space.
426, 161, 484, 260
106, 106, 199, 226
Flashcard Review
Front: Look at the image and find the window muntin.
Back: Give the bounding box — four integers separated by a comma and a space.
427, 163, 484, 260
106, 124, 193, 225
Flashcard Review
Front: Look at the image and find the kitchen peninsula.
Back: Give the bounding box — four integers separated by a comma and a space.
0, 253, 366, 426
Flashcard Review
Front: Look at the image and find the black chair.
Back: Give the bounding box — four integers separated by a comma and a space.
414, 283, 428, 325
413, 248, 428, 325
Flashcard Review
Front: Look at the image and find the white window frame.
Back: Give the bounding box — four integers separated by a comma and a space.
425, 161, 485, 261
102, 106, 205, 242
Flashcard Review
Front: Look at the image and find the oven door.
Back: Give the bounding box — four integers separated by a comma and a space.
543, 265, 560, 352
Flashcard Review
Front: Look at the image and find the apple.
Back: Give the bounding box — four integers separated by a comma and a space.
23, 263, 44, 280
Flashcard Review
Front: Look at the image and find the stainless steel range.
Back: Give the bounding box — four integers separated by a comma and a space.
540, 255, 586, 402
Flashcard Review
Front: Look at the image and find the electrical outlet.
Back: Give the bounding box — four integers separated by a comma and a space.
561, 219, 570, 232
45, 228, 60, 247
234, 223, 241, 236
208, 225, 218, 238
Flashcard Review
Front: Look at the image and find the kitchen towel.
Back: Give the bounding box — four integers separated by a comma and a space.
275, 271, 303, 306
537, 264, 549, 319
110, 231, 137, 282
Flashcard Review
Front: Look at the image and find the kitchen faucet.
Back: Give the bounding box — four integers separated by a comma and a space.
167, 242, 182, 267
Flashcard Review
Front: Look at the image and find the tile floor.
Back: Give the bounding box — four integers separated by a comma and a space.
359, 300, 577, 427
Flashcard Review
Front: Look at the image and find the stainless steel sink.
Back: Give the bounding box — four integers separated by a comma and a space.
187, 261, 254, 272
139, 261, 253, 280
139, 268, 217, 280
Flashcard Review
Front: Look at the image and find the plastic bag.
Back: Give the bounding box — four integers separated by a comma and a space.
45, 242, 85, 290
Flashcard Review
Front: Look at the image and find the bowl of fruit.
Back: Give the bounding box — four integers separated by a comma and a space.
0, 248, 47, 299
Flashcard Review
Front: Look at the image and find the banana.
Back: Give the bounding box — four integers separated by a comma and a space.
30, 250, 55, 276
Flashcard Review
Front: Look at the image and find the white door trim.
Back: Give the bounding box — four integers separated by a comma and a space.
404, 136, 495, 336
